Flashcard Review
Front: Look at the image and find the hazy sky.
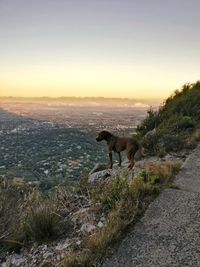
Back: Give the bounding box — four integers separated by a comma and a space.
0, 0, 200, 99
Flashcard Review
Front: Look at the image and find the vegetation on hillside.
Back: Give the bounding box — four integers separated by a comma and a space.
0, 179, 72, 251
61, 160, 181, 267
1, 81, 200, 266
0, 160, 181, 265
137, 81, 200, 154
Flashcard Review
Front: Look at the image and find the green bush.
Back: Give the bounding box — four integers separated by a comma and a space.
62, 161, 181, 267
93, 176, 129, 211
137, 81, 200, 154
151, 186, 160, 194
150, 175, 160, 185
137, 108, 159, 136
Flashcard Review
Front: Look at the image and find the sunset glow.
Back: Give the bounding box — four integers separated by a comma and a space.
1, 0, 200, 99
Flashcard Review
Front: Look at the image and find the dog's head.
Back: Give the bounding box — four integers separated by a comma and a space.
96, 130, 112, 142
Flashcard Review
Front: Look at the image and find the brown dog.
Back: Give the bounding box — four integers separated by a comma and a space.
96, 130, 144, 169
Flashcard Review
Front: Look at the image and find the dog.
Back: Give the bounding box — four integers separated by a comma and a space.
96, 130, 145, 169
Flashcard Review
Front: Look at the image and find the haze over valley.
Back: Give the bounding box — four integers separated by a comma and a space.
0, 98, 149, 189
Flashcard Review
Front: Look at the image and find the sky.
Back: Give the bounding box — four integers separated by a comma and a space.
0, 0, 200, 99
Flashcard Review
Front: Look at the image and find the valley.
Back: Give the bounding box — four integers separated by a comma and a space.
0, 100, 148, 189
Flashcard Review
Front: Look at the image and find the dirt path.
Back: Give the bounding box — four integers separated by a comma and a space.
102, 145, 200, 267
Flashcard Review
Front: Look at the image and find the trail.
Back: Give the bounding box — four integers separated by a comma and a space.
102, 145, 200, 267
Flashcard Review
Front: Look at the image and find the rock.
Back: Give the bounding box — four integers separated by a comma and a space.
121, 159, 129, 167
88, 169, 111, 182
43, 244, 48, 251
10, 254, 25, 266
80, 223, 96, 234
89, 163, 107, 175
76, 240, 81, 246
102, 189, 200, 267
61, 253, 65, 259
44, 170, 49, 175
97, 221, 104, 228
71, 207, 95, 224
100, 216, 106, 222
56, 255, 61, 262
55, 239, 71, 251
145, 128, 156, 136
43, 252, 53, 259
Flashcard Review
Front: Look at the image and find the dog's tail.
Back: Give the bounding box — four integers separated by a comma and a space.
135, 142, 146, 160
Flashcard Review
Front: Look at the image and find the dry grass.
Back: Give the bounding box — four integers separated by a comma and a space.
61, 160, 182, 267
62, 251, 91, 267
1, 188, 73, 252
145, 160, 182, 183
1, 160, 182, 265
11, 191, 72, 245
0, 178, 27, 244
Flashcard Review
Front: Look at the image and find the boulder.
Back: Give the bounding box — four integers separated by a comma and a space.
89, 163, 107, 175
8, 254, 25, 267
80, 223, 96, 234
88, 169, 111, 182
145, 128, 156, 136
71, 207, 95, 224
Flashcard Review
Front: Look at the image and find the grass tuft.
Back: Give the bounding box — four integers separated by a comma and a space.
61, 160, 181, 267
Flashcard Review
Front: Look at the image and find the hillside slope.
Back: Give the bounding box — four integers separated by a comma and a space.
102, 143, 200, 267
137, 81, 200, 154
1, 82, 200, 267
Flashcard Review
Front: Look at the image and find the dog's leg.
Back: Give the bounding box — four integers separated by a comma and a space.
109, 151, 113, 169
126, 149, 135, 169
118, 152, 122, 167
128, 160, 135, 169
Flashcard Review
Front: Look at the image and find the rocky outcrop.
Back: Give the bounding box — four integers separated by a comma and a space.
102, 145, 200, 267
1, 152, 186, 267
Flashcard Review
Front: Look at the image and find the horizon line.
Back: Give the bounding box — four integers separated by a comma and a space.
0, 96, 163, 101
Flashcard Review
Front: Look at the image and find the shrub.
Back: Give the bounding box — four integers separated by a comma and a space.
137, 107, 159, 136
23, 203, 66, 241
137, 81, 200, 154
92, 175, 130, 211
1, 188, 73, 253
62, 174, 144, 267
62, 161, 182, 267
150, 175, 160, 185
0, 178, 27, 242
12, 193, 71, 244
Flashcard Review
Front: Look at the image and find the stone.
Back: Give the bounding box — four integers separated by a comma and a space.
80, 223, 96, 234
10, 254, 25, 266
71, 207, 95, 224
76, 240, 81, 246
97, 221, 104, 228
145, 128, 156, 137
55, 239, 71, 251
88, 169, 111, 182
175, 144, 200, 193
89, 163, 107, 175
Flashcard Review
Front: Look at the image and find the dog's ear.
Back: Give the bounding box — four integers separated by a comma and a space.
102, 131, 112, 140
101, 130, 107, 135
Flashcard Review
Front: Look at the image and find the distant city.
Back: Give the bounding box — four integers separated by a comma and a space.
0, 98, 150, 189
